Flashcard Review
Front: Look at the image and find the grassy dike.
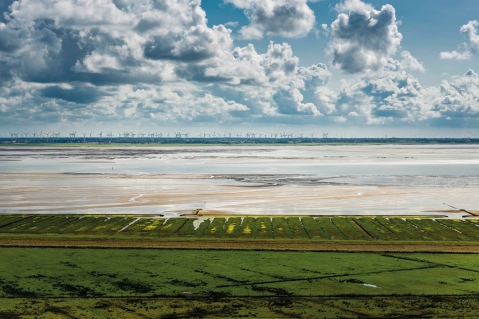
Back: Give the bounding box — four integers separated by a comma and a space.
2, 215, 479, 243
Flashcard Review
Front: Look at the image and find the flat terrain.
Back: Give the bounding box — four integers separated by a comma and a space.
1, 214, 479, 317
2, 144, 479, 217
1, 248, 479, 318
3, 248, 479, 297
1, 215, 479, 317
3, 295, 479, 318
1, 144, 478, 317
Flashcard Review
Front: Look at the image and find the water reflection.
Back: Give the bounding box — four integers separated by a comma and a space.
1, 145, 478, 217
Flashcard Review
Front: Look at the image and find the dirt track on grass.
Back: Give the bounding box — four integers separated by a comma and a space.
2, 236, 479, 252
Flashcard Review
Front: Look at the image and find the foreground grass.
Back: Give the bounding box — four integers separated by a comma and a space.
2, 295, 479, 318
1, 248, 479, 318
1, 248, 479, 297
2, 215, 479, 317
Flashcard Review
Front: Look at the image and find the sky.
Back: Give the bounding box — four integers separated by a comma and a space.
0, 0, 479, 137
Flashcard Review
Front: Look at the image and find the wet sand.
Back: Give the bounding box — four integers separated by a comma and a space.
0, 172, 477, 217
0, 145, 478, 217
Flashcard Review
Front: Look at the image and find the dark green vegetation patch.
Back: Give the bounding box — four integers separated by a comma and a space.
2, 295, 479, 318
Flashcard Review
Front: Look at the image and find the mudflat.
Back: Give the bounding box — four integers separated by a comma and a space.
1, 144, 479, 217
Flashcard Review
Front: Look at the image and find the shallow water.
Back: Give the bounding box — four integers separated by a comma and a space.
1, 145, 479, 177
1, 145, 478, 216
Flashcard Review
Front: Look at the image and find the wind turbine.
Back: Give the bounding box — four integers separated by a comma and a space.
82, 132, 87, 143
322, 133, 328, 138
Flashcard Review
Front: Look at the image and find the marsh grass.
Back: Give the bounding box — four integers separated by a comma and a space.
2, 248, 479, 299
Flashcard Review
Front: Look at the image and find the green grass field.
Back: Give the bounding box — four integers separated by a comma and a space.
2, 215, 479, 242
1, 248, 479, 318
2, 215, 479, 318
4, 248, 479, 297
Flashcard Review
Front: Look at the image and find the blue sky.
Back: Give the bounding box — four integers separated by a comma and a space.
0, 0, 478, 137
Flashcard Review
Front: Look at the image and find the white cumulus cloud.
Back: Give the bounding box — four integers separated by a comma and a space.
440, 20, 479, 60
328, 0, 402, 74
433, 69, 479, 116
440, 50, 472, 60
400, 51, 425, 73
225, 0, 315, 39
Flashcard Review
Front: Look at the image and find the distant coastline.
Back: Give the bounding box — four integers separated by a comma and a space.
1, 137, 479, 146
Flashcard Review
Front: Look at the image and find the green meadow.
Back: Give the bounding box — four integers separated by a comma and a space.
2, 248, 479, 298
1, 248, 479, 318
2, 215, 479, 317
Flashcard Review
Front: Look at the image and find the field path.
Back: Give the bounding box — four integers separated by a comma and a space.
2, 236, 479, 252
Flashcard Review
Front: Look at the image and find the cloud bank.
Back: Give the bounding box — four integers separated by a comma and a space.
0, 0, 477, 130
